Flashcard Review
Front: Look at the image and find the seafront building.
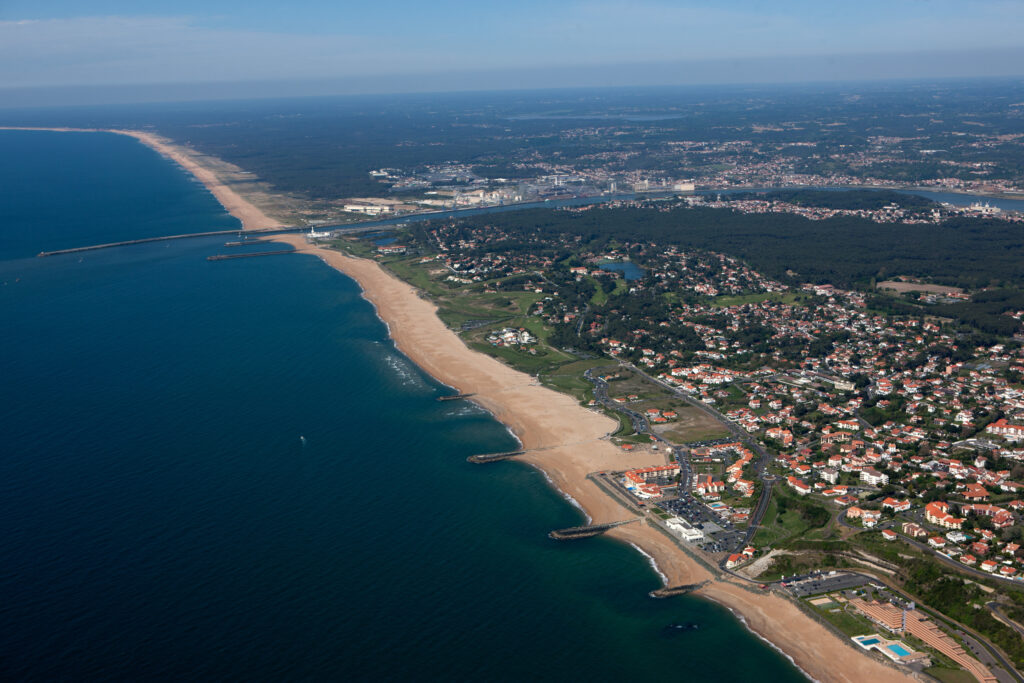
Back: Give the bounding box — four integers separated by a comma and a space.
849, 599, 996, 683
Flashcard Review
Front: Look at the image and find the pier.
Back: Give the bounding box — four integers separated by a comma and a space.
437, 393, 476, 402
206, 250, 294, 261
548, 517, 640, 540
466, 450, 524, 464
649, 581, 709, 598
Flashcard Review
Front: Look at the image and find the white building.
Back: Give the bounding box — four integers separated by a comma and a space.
665, 517, 705, 543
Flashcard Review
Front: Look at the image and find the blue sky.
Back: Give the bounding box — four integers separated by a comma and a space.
1, 1, 1023, 100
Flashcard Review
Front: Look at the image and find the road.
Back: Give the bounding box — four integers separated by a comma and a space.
780, 570, 1023, 683
988, 601, 1024, 639
616, 362, 777, 548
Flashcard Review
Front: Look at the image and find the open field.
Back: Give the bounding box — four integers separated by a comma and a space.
711, 291, 807, 307
655, 406, 732, 443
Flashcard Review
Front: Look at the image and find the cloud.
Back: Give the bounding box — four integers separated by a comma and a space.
0, 16, 467, 87
1, 6, 1023, 90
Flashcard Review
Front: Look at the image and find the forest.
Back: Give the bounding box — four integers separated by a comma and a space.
727, 189, 939, 212
456, 204, 1024, 291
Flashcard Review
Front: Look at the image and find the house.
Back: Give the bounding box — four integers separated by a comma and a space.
881, 529, 898, 541
726, 553, 745, 568
766, 427, 794, 446
980, 560, 999, 573
787, 476, 811, 495
961, 482, 990, 501
734, 479, 755, 497
882, 497, 911, 513
902, 522, 927, 538
928, 536, 947, 549
986, 418, 1024, 441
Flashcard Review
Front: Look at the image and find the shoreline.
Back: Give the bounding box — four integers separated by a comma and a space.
0, 126, 284, 232
268, 233, 914, 683
26, 125, 916, 683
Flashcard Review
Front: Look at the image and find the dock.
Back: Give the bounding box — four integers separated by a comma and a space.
206, 250, 294, 261
548, 517, 640, 540
466, 450, 524, 464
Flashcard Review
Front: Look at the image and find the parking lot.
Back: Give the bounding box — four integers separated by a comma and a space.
783, 571, 872, 597
661, 495, 745, 553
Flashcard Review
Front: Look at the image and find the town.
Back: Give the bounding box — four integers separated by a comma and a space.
320, 194, 1024, 683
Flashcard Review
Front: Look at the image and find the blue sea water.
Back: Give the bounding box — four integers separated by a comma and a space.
0, 130, 804, 681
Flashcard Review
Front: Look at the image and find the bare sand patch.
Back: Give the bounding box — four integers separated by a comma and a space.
877, 280, 963, 295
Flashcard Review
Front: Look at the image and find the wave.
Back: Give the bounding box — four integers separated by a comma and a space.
710, 601, 818, 683
626, 541, 668, 586
528, 463, 592, 525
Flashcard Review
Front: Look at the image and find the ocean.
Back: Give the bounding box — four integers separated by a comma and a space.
0, 130, 804, 680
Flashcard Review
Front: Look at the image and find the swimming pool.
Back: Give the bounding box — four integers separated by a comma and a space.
887, 644, 911, 657
859, 638, 880, 646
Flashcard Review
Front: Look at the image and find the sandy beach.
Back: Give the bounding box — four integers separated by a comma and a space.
14, 124, 913, 682
112, 130, 284, 231
269, 234, 914, 683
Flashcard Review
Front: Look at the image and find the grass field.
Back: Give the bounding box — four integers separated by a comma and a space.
751, 487, 823, 547
601, 369, 666, 401
540, 359, 611, 403
924, 667, 978, 683
711, 292, 805, 307
808, 602, 875, 638
657, 406, 731, 444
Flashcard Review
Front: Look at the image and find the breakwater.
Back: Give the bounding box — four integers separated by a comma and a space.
207, 250, 295, 261
649, 581, 709, 598
467, 450, 524, 464
548, 517, 641, 540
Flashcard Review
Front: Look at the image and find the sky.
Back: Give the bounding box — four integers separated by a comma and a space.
2, 0, 1023, 104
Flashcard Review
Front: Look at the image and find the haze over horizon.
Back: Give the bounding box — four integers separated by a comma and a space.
2, 0, 1024, 106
